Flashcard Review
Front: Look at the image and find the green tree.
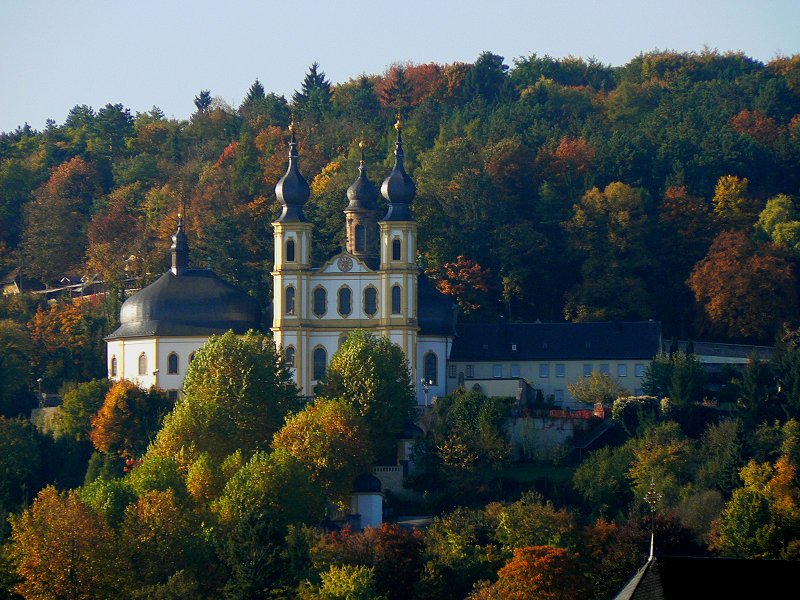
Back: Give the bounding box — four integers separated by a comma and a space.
151, 331, 298, 466
0, 417, 41, 511
272, 397, 372, 503
0, 319, 33, 417
318, 331, 414, 462
308, 564, 384, 600
642, 352, 705, 405
56, 378, 112, 442
293, 63, 332, 121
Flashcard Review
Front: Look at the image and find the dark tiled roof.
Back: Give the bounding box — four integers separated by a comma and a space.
450, 321, 661, 362
417, 275, 456, 337
614, 556, 797, 599
107, 269, 261, 340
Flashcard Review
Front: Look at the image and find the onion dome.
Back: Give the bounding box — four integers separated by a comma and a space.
346, 142, 378, 211
274, 120, 310, 222
380, 117, 416, 221
107, 221, 261, 340
351, 473, 382, 493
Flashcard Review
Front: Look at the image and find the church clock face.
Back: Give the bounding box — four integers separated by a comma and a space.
337, 256, 353, 272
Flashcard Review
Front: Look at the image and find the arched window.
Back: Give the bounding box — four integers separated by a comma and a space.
285, 345, 295, 367
285, 286, 295, 315
338, 286, 352, 317
391, 284, 402, 315
189, 352, 196, 363
392, 238, 402, 261
313, 287, 327, 317
355, 224, 366, 252
364, 286, 377, 317
313, 347, 327, 381
138, 353, 147, 376
167, 352, 179, 375
110, 356, 117, 377
424, 351, 438, 385
286, 239, 296, 262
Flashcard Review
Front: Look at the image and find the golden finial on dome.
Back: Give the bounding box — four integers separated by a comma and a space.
288, 114, 295, 133
394, 112, 402, 131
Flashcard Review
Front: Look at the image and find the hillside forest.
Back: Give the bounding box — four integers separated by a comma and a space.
2, 50, 800, 598
1, 51, 800, 353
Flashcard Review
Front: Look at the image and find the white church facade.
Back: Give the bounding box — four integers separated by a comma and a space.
106, 120, 455, 405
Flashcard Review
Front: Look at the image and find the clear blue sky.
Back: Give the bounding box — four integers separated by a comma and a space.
1, 0, 798, 133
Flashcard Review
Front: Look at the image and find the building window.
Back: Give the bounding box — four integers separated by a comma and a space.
285, 346, 295, 367
338, 333, 349, 349
391, 284, 401, 315
189, 352, 196, 363
392, 238, 402, 261
355, 224, 366, 252
635, 363, 645, 377
313, 347, 327, 381
364, 286, 377, 317
138, 353, 147, 376
618, 364, 628, 377
511, 364, 520, 378
286, 239, 295, 262
555, 363, 565, 377
338, 286, 352, 316
448, 364, 457, 378
539, 363, 549, 378
493, 364, 502, 378
424, 352, 438, 385
168, 390, 179, 402
167, 352, 179, 375
554, 389, 565, 404
110, 356, 117, 377
583, 364, 593, 377
599, 363, 610, 375
313, 286, 327, 317
285, 286, 295, 315
466, 364, 474, 379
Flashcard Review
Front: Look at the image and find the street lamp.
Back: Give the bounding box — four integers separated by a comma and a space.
37, 378, 43, 408
420, 378, 433, 407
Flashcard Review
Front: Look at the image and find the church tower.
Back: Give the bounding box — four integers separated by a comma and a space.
378, 117, 419, 382
272, 120, 313, 386
343, 142, 380, 267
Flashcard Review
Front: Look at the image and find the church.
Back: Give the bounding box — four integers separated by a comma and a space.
106, 120, 456, 405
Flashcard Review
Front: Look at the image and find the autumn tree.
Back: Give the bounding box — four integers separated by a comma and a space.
272, 397, 372, 503
318, 330, 414, 462
90, 380, 171, 459
565, 182, 654, 321
430, 255, 493, 315
485, 545, 587, 600
712, 175, 760, 230
150, 331, 298, 466
689, 231, 797, 341
567, 372, 628, 406
8, 486, 120, 599
20, 156, 103, 284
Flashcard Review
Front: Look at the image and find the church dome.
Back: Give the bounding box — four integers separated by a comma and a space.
108, 269, 261, 339
346, 143, 378, 211
274, 122, 310, 222
380, 118, 416, 221
107, 218, 261, 340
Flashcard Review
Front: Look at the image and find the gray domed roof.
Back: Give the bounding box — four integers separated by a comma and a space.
380, 119, 415, 221
346, 145, 378, 211
107, 269, 261, 339
352, 473, 382, 493
274, 125, 310, 223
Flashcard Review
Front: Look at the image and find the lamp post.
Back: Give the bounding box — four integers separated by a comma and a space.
420, 378, 432, 407
36, 378, 43, 408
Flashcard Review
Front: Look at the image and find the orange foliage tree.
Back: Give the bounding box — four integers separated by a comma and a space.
491, 545, 587, 600
90, 380, 171, 459
432, 255, 493, 315
8, 486, 119, 599
689, 231, 797, 341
